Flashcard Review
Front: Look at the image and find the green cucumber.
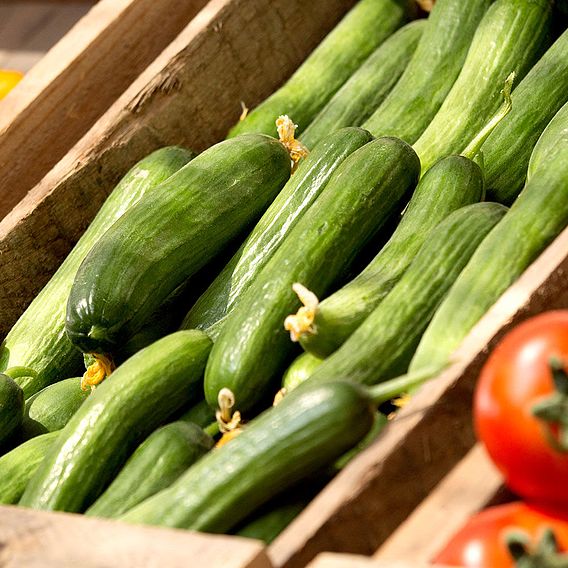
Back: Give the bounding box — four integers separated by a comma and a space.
410, 101, 568, 373
178, 399, 216, 430
413, 0, 553, 175
86, 421, 214, 518
483, 29, 568, 204
228, 0, 410, 137
21, 377, 90, 440
120, 380, 376, 531
282, 352, 324, 393
205, 136, 420, 414
363, 0, 490, 143
182, 128, 373, 334
0, 431, 59, 504
306, 203, 507, 386
0, 374, 24, 448
300, 20, 425, 149
0, 146, 195, 398
65, 135, 291, 355
293, 155, 484, 358
19, 330, 212, 512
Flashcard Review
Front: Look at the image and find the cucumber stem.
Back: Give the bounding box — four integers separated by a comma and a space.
462, 71, 515, 162
284, 283, 319, 342
215, 387, 242, 433
276, 115, 309, 171
366, 364, 447, 406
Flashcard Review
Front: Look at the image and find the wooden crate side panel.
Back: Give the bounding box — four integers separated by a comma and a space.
0, 0, 356, 336
306, 553, 451, 568
0, 505, 271, 568
270, 224, 568, 568
0, 0, 210, 220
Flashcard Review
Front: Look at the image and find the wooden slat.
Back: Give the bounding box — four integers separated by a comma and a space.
375, 444, 505, 563
0, 0, 210, 220
305, 553, 454, 568
0, 506, 272, 568
0, 0, 356, 336
270, 223, 568, 568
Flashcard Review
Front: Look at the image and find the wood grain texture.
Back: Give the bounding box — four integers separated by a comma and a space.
305, 553, 454, 568
0, 0, 356, 336
0, 506, 271, 568
270, 223, 568, 568
0, 0, 209, 220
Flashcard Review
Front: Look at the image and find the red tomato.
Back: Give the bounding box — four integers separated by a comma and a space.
474, 311, 568, 506
434, 502, 568, 567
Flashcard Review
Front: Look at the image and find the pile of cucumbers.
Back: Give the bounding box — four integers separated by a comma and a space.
1, 0, 568, 545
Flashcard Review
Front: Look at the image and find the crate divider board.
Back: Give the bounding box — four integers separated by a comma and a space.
304, 552, 456, 568
0, 0, 210, 220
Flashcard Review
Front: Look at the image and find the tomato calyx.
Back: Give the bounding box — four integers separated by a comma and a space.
532, 357, 568, 454
507, 528, 568, 567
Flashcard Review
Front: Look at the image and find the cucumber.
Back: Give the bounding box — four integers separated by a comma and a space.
182, 128, 373, 333
21, 377, 90, 440
282, 352, 324, 393
413, 0, 553, 175
120, 380, 376, 531
86, 421, 214, 518
410, 101, 568, 374
227, 0, 410, 137
300, 20, 425, 149
0, 374, 24, 448
0, 146, 195, 398
363, 0, 490, 143
483, 28, 568, 204
178, 399, 216, 430
19, 330, 212, 512
293, 155, 484, 358
0, 431, 59, 504
205, 136, 420, 414
65, 134, 291, 355
306, 203, 507, 386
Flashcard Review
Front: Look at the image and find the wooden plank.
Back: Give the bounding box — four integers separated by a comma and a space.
270, 223, 568, 568
305, 553, 453, 568
375, 444, 505, 563
0, 0, 210, 219
0, 0, 355, 335
0, 505, 272, 568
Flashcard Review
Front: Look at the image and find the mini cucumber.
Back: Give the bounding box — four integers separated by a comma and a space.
363, 0, 490, 143
86, 422, 214, 518
65, 135, 290, 355
282, 352, 324, 393
205, 137, 420, 414
20, 330, 212, 512
178, 400, 216, 430
413, 0, 553, 175
228, 0, 410, 137
306, 203, 507, 386
293, 155, 484, 358
0, 431, 59, 504
182, 128, 373, 333
21, 377, 90, 440
0, 374, 24, 448
300, 20, 425, 149
410, 101, 568, 373
0, 146, 195, 398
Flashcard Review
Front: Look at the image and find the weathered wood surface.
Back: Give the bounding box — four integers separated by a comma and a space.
0, 0, 356, 337
0, 505, 272, 568
270, 223, 568, 568
305, 553, 455, 568
0, 0, 209, 220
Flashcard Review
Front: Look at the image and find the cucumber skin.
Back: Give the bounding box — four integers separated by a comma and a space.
228, 0, 409, 137
282, 352, 324, 392
0, 431, 59, 504
483, 29, 568, 204
410, 102, 568, 373
413, 0, 553, 175
86, 421, 214, 519
363, 0, 490, 144
120, 380, 374, 532
300, 20, 425, 149
300, 155, 484, 358
0, 374, 24, 448
178, 399, 216, 430
308, 203, 507, 386
182, 128, 373, 333
0, 146, 195, 399
205, 137, 420, 414
65, 134, 291, 355
21, 377, 89, 440
19, 330, 212, 513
